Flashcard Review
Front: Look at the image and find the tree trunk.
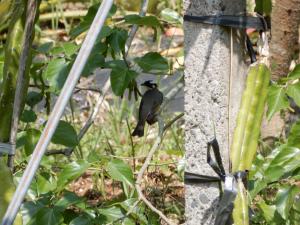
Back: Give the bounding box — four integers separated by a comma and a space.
262, 0, 300, 140
270, 0, 300, 80
184, 0, 247, 224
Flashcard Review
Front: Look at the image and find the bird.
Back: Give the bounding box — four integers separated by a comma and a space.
132, 80, 163, 137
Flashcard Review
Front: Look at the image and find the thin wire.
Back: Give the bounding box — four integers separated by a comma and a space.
228, 28, 233, 171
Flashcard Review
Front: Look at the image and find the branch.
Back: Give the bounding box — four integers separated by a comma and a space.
46, 79, 110, 156
125, 0, 149, 55
135, 113, 183, 225
8, 0, 38, 168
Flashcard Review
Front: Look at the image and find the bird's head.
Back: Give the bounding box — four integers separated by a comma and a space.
141, 80, 157, 89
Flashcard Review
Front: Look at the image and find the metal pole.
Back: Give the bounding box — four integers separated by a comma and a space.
1, 0, 114, 224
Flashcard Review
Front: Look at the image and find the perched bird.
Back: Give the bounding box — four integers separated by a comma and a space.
132, 80, 163, 137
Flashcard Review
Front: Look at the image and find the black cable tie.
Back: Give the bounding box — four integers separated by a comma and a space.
185, 138, 249, 225
184, 15, 269, 31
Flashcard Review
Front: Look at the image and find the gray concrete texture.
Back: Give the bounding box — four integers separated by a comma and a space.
184, 0, 248, 224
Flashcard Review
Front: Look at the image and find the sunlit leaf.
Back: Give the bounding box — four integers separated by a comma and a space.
276, 185, 300, 219
107, 159, 134, 187
287, 64, 300, 80
42, 58, 70, 93
160, 8, 183, 24
287, 82, 300, 107
99, 206, 124, 221
57, 160, 89, 191
23, 128, 41, 156
257, 200, 276, 222
36, 172, 57, 194
266, 84, 289, 120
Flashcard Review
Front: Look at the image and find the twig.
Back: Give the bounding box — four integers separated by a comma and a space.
126, 118, 136, 172
39, 10, 87, 21
46, 79, 110, 156
135, 113, 183, 225
8, 0, 38, 168
125, 0, 149, 55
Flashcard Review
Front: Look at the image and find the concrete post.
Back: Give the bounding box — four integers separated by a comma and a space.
184, 1, 247, 224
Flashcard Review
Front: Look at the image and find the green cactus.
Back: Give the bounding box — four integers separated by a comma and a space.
230, 63, 270, 225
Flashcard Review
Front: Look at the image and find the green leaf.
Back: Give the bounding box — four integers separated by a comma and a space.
26, 91, 43, 108
105, 60, 127, 69
36, 172, 57, 194
288, 64, 300, 79
160, 8, 183, 24
266, 84, 289, 120
265, 146, 300, 182
0, 60, 4, 81
276, 185, 300, 219
110, 69, 138, 96
124, 15, 161, 27
287, 82, 300, 107
70, 215, 93, 225
80, 41, 107, 76
28, 207, 64, 225
257, 200, 276, 222
37, 42, 54, 54
135, 52, 169, 74
120, 198, 148, 224
97, 25, 113, 40
107, 28, 128, 56
287, 120, 300, 148
55, 191, 83, 210
42, 58, 70, 93
61, 42, 79, 58
51, 120, 78, 147
107, 159, 134, 187
21, 201, 45, 225
57, 160, 89, 191
20, 109, 37, 123
250, 146, 300, 198
255, 0, 272, 15
24, 128, 41, 156
99, 206, 124, 221
69, 4, 116, 38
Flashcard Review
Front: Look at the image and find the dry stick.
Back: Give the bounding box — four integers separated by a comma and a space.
125, 0, 149, 54
135, 113, 184, 225
46, 79, 110, 156
8, 0, 38, 169
132, 78, 183, 225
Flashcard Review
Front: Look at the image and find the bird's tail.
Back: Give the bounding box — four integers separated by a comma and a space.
132, 122, 144, 137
